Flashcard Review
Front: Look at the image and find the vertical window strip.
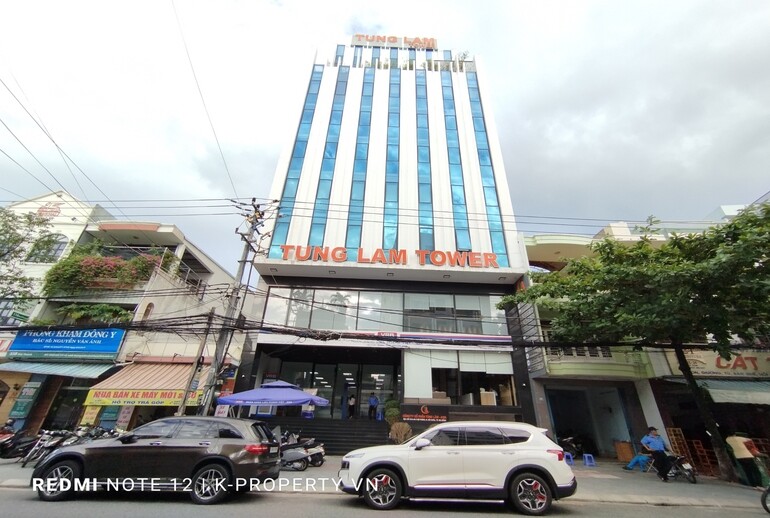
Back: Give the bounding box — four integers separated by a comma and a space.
269, 65, 325, 258
345, 68, 375, 259
308, 66, 350, 247
415, 70, 434, 251
383, 68, 401, 250
466, 72, 509, 267
335, 45, 345, 66
353, 46, 362, 68
371, 48, 380, 68
441, 70, 472, 253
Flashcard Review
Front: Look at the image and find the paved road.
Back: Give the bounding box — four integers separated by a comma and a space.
1, 455, 765, 510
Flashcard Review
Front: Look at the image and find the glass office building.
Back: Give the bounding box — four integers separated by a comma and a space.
249, 36, 533, 422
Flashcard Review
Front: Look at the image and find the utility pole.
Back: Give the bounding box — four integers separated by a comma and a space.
198, 199, 265, 416
178, 308, 215, 416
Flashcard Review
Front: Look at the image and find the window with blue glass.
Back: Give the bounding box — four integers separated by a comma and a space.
440, 70, 472, 253
335, 45, 345, 66
383, 68, 400, 250
415, 70, 434, 250
390, 48, 398, 68
345, 67, 375, 259
466, 72, 509, 266
308, 66, 349, 247
270, 65, 324, 258
371, 48, 380, 67
353, 46, 362, 67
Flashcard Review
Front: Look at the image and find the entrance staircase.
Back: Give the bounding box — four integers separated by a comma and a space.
260, 416, 389, 455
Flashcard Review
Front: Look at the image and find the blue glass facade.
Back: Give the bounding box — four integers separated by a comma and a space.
467, 72, 509, 267
415, 70, 434, 251
440, 70, 472, 252
345, 67, 375, 259
269, 64, 324, 259
383, 68, 400, 250
309, 66, 350, 246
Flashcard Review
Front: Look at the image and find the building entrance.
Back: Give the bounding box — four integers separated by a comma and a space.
274, 360, 396, 420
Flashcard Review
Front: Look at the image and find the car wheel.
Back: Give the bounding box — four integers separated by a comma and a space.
509, 472, 553, 516
362, 468, 402, 510
291, 458, 308, 471
37, 460, 81, 502
190, 464, 231, 505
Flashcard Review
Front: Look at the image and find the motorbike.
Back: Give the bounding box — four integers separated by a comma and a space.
761, 485, 769, 514
280, 445, 312, 471
557, 436, 583, 457
664, 454, 697, 484
282, 430, 325, 467
0, 430, 40, 459
20, 429, 75, 467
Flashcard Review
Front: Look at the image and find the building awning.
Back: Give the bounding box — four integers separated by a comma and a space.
669, 378, 770, 405
0, 361, 117, 379
84, 362, 209, 406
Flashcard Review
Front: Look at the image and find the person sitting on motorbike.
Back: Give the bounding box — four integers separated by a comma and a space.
0, 419, 15, 435
642, 426, 673, 482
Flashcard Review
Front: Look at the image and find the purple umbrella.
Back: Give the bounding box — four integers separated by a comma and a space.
217, 380, 329, 406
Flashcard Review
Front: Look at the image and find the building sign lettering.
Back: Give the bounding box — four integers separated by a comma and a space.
352, 34, 437, 50
84, 388, 203, 407
280, 245, 499, 268
666, 349, 770, 379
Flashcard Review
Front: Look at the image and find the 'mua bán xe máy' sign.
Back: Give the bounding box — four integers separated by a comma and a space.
279, 246, 499, 268
84, 388, 204, 407
8, 328, 126, 360
351, 34, 437, 50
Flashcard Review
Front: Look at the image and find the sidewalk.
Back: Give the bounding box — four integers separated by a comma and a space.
1, 456, 763, 508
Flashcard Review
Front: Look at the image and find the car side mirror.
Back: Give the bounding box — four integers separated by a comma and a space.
414, 438, 431, 450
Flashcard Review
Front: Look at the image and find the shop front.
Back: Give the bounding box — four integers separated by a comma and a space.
0, 328, 125, 433
82, 360, 209, 429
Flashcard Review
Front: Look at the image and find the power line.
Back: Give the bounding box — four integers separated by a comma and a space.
170, 0, 239, 199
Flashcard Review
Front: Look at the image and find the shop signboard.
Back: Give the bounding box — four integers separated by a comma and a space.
8, 328, 125, 360
84, 388, 204, 406
666, 349, 770, 378
99, 405, 121, 421
115, 406, 135, 430
8, 381, 42, 419
79, 406, 101, 426
401, 404, 448, 423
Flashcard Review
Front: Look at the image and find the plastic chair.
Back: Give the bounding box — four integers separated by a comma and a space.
564, 452, 574, 465
583, 453, 597, 467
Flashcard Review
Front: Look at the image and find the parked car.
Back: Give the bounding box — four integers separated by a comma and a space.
338, 421, 576, 515
31, 416, 280, 504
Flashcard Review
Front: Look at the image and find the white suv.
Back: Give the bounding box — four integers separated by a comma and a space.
338, 421, 576, 515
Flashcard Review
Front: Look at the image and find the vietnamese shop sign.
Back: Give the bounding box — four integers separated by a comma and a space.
8, 329, 125, 360
8, 381, 42, 419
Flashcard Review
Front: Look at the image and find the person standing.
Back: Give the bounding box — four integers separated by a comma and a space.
347, 394, 356, 419
368, 393, 380, 420
641, 426, 672, 482
726, 432, 763, 487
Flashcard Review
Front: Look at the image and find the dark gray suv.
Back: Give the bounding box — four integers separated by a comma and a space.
31, 416, 280, 504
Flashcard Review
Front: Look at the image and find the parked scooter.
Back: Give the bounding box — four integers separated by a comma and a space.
21, 429, 76, 467
280, 446, 312, 471
557, 436, 583, 457
664, 454, 697, 484
0, 429, 40, 459
283, 430, 325, 467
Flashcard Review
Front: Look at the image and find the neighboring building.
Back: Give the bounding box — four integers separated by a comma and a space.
524, 208, 770, 462
248, 36, 534, 424
0, 192, 238, 432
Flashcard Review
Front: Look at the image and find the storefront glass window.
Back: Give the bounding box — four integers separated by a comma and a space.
311, 289, 358, 330
357, 291, 403, 331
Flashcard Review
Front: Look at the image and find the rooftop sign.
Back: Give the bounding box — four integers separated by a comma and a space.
279, 245, 498, 268
352, 34, 437, 50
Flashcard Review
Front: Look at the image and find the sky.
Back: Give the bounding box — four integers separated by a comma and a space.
1, 0, 768, 275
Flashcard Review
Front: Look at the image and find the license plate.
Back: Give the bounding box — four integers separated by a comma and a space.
270, 447, 278, 453
682, 463, 692, 469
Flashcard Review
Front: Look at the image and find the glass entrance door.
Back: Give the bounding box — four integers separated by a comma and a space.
310, 364, 335, 419
334, 363, 359, 420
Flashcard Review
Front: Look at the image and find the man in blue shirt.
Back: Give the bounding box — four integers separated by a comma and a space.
368, 393, 380, 420
641, 426, 672, 481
